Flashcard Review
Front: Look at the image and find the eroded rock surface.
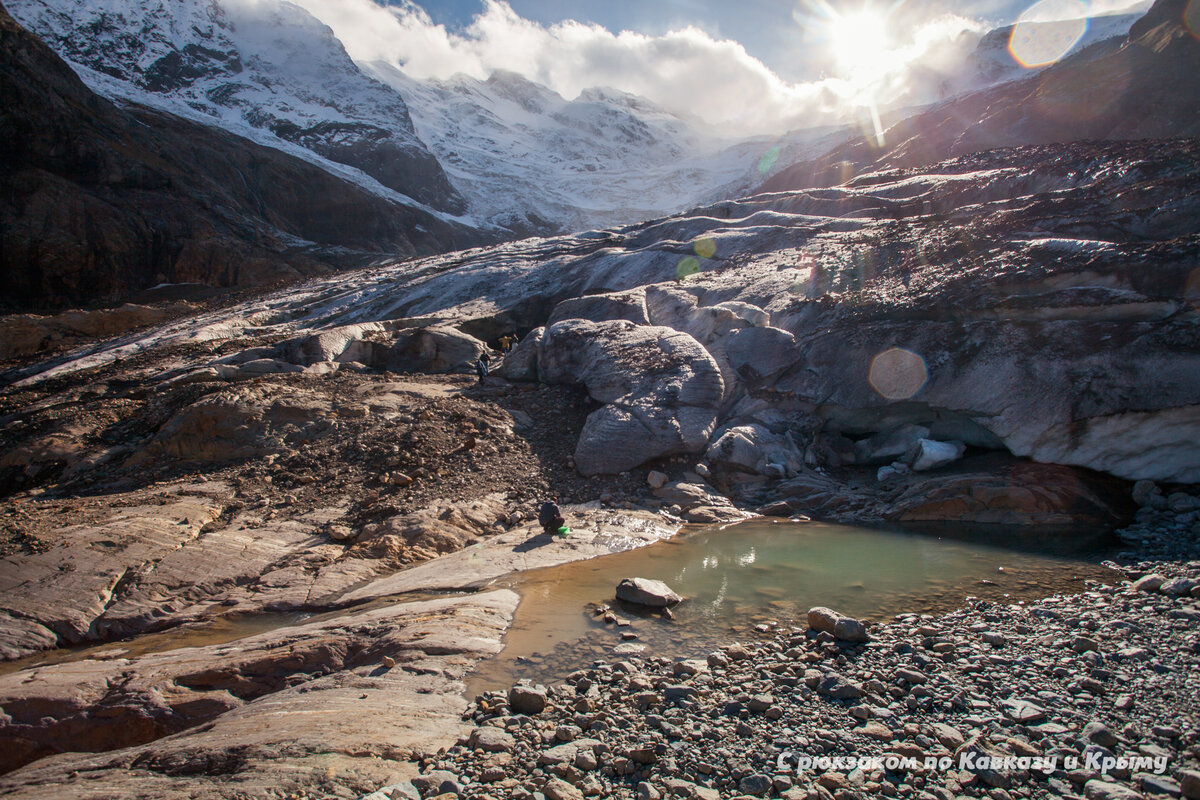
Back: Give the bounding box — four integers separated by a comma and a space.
0, 591, 518, 797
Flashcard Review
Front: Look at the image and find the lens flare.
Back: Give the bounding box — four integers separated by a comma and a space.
677, 256, 701, 281
869, 347, 928, 400
1008, 0, 1089, 68
757, 146, 781, 174
1186, 267, 1200, 309
1187, 0, 1200, 40
694, 238, 717, 259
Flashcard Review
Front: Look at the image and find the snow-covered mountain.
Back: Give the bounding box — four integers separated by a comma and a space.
6, 0, 466, 215
7, 0, 841, 236
365, 63, 842, 235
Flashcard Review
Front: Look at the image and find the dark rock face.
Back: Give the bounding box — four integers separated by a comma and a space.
0, 2, 483, 308
762, 0, 1200, 193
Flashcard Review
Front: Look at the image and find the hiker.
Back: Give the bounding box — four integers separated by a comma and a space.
474, 352, 490, 382
538, 499, 565, 535
499, 333, 515, 353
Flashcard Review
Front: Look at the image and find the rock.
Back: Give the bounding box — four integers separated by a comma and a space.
1000, 698, 1047, 723
906, 438, 966, 471
469, 727, 516, 753
1082, 721, 1119, 749
1131, 480, 1162, 507
509, 685, 548, 715
705, 423, 803, 477
855, 424, 931, 465
547, 289, 650, 327
0, 591, 517, 793
498, 327, 545, 381
807, 606, 870, 642
536, 320, 724, 475
616, 578, 682, 608
1084, 779, 1145, 800
888, 460, 1124, 527
543, 777, 585, 800
1160, 577, 1198, 596
738, 774, 773, 796
1180, 769, 1200, 799
1131, 574, 1167, 593
816, 674, 863, 700
647, 471, 668, 489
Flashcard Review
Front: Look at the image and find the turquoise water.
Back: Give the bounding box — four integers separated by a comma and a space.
468, 519, 1116, 693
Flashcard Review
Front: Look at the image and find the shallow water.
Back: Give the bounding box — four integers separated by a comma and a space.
466, 519, 1117, 696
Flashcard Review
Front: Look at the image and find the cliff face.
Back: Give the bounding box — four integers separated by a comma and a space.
761, 0, 1200, 193
0, 2, 484, 309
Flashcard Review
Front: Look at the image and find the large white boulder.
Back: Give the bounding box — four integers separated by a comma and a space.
537, 320, 724, 475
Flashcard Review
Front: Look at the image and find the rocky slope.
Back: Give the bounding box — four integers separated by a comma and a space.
0, 1, 484, 309
14, 136, 1196, 491
762, 0, 1200, 193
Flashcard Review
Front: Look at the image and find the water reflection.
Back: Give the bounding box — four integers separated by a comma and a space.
469, 519, 1116, 694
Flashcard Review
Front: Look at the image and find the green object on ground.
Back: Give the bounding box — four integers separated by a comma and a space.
557, 526, 570, 536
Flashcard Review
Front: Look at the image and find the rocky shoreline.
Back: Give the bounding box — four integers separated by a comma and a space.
392, 501, 1200, 800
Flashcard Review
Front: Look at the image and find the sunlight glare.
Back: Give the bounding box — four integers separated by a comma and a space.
1008, 0, 1089, 68
830, 9, 894, 82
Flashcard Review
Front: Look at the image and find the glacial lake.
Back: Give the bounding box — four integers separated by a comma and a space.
466, 519, 1117, 695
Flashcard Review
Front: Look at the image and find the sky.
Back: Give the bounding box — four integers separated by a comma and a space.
288, 0, 1151, 135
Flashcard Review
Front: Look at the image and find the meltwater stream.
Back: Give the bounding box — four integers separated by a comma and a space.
466, 519, 1117, 696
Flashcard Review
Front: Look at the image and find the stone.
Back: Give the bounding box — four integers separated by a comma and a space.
509, 685, 548, 715
1179, 769, 1200, 800
855, 424, 931, 465
1000, 699, 1047, 723
536, 320, 724, 475
1130, 574, 1166, 593
1131, 480, 1161, 506
616, 578, 682, 608
1160, 577, 1198, 596
543, 778, 585, 800
738, 774, 773, 796
1082, 721, 1119, 749
1084, 779, 1145, 800
647, 471, 668, 489
470, 727, 516, 753
816, 674, 863, 700
807, 606, 870, 642
907, 438, 966, 471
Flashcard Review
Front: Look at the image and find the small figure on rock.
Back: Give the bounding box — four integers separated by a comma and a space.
474, 352, 490, 382
538, 499, 566, 536
499, 333, 516, 353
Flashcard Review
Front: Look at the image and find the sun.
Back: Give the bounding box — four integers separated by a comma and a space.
828, 9, 894, 83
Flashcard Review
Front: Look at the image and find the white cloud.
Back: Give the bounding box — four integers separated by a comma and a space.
285, 0, 1016, 135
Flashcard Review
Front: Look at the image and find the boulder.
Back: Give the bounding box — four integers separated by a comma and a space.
806, 606, 869, 642
536, 320, 723, 475
383, 325, 487, 373
498, 326, 544, 381
907, 438, 966, 471
705, 424, 802, 477
854, 424, 931, 465
616, 578, 682, 607
508, 685, 548, 714
278, 322, 388, 365
724, 326, 799, 383
547, 289, 649, 326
